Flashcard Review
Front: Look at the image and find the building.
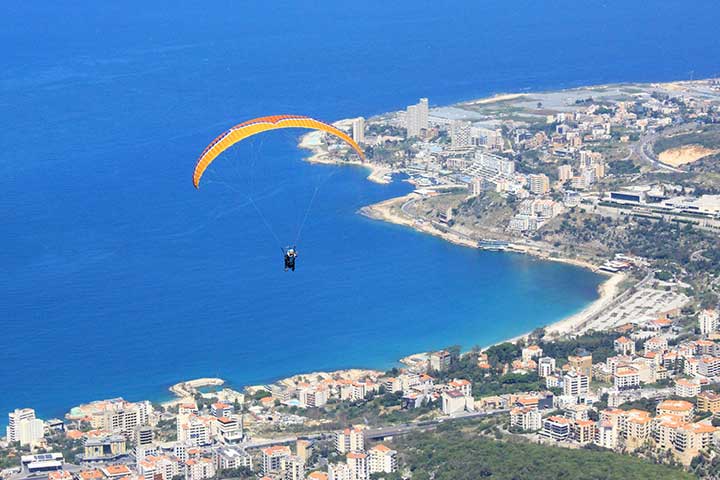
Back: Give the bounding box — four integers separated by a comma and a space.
614, 366, 640, 390
522, 345, 543, 362
563, 370, 589, 397
261, 445, 291, 475
295, 439, 313, 463
614, 336, 636, 355
99, 464, 132, 479
135, 425, 153, 447
17, 418, 44, 447
568, 351, 593, 379
82, 435, 127, 462
698, 355, 720, 377
537, 357, 556, 378
335, 427, 364, 454
212, 446, 252, 472
307, 472, 328, 480
654, 417, 717, 466
541, 416, 571, 441
138, 455, 181, 480
7, 408, 44, 446
450, 120, 472, 147
700, 309, 719, 335
215, 416, 243, 444
509, 406, 542, 431
697, 391, 720, 413
595, 421, 617, 449
281, 455, 305, 480
346, 452, 369, 480
571, 420, 596, 444
21, 453, 63, 475
92, 400, 151, 436
328, 462, 351, 480
368, 444, 397, 473
210, 402, 233, 418
528, 174, 550, 195
675, 379, 701, 398
657, 400, 694, 422
430, 350, 453, 371
185, 457, 215, 480
447, 379, 472, 397
441, 389, 474, 415
177, 415, 211, 446
558, 165, 573, 182
644, 336, 668, 353
405, 98, 428, 138
352, 117, 365, 144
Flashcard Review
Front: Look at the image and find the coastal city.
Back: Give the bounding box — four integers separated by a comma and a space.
3, 78, 720, 479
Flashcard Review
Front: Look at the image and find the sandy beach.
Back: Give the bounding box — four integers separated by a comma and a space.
359, 192, 629, 348
298, 130, 393, 184
465, 93, 527, 105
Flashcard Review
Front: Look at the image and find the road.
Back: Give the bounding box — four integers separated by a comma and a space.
365, 409, 507, 440
241, 408, 509, 450
631, 132, 683, 173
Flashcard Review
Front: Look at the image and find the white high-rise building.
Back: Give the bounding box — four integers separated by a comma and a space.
700, 309, 719, 335
335, 427, 364, 454
406, 105, 420, 138
346, 452, 369, 480
450, 120, 472, 147
563, 370, 589, 397
528, 174, 550, 195
7, 408, 43, 446
352, 117, 365, 144
7, 408, 35, 443
281, 455, 305, 480
558, 165, 573, 182
418, 98, 429, 131
368, 445, 397, 473
18, 419, 44, 446
328, 462, 351, 480
405, 98, 429, 138
537, 357, 556, 378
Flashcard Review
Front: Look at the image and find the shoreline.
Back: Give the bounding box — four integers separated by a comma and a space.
55, 86, 643, 421
295, 107, 631, 357
358, 191, 626, 350
298, 129, 393, 184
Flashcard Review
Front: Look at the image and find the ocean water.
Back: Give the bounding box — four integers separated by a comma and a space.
2, 0, 719, 422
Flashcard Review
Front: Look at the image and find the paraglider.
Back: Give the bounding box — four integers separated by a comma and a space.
283, 246, 298, 272
193, 115, 365, 271
192, 114, 365, 188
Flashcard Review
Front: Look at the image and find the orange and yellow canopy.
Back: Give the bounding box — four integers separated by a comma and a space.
193, 115, 365, 188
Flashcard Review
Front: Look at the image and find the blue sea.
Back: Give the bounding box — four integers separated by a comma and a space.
2, 0, 719, 423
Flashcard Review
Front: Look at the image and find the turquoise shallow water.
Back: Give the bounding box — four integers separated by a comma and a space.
2, 0, 719, 422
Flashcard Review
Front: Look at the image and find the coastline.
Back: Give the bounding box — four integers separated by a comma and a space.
298, 130, 393, 184
294, 101, 632, 359
358, 190, 626, 350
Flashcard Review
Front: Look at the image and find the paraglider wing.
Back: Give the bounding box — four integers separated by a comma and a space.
193, 115, 365, 188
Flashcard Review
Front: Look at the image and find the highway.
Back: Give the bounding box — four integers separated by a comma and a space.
241, 408, 509, 450
631, 132, 683, 173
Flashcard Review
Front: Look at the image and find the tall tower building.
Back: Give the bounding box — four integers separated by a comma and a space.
135, 425, 154, 446
418, 98, 429, 131
528, 174, 550, 195
352, 117, 365, 144
450, 120, 472, 147
406, 98, 429, 138
558, 165, 573, 182
406, 105, 420, 138
7, 408, 36, 443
